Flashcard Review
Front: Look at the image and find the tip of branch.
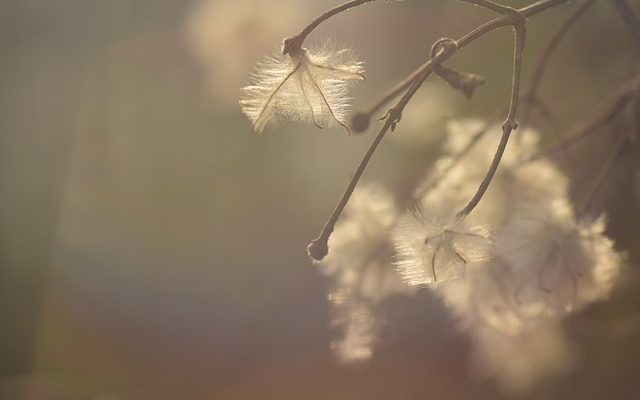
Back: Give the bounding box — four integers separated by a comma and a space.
307, 237, 329, 261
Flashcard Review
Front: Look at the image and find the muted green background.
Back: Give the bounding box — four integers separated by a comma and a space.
1, 0, 639, 399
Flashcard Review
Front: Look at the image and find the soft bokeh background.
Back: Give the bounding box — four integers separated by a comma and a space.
1, 0, 639, 399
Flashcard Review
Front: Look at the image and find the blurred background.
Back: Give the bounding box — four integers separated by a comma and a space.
1, 0, 639, 399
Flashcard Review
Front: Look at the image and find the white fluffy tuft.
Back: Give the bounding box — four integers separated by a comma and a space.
392, 208, 493, 287
240, 42, 365, 133
320, 184, 412, 363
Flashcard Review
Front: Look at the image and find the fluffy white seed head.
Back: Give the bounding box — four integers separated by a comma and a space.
437, 262, 538, 336
392, 208, 493, 286
436, 264, 575, 393
411, 118, 623, 394
497, 200, 622, 318
240, 42, 365, 133
320, 184, 412, 363
322, 183, 403, 300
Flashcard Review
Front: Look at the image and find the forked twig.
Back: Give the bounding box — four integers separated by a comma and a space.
308, 0, 571, 261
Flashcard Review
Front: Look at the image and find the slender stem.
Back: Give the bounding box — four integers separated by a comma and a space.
351, 69, 423, 133
308, 50, 450, 261
579, 131, 628, 217
526, 0, 596, 97
520, 0, 596, 127
577, 78, 640, 216
455, 127, 512, 219
624, 79, 640, 142
308, 0, 570, 260
526, 97, 562, 135
460, 0, 516, 15
353, 0, 570, 133
506, 22, 526, 125
520, 0, 570, 17
524, 122, 603, 164
523, 77, 637, 164
415, 107, 505, 199
308, 122, 391, 260
284, 0, 380, 54
456, 20, 526, 219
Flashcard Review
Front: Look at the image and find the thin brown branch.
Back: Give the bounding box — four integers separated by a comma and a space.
308, 46, 453, 261
283, 0, 380, 55
520, 0, 596, 127
415, 108, 505, 200
522, 76, 639, 164
520, 0, 570, 17
456, 19, 526, 219
460, 0, 516, 16
308, 0, 570, 261
576, 78, 640, 217
350, 68, 423, 133
352, 0, 569, 133
526, 0, 595, 98
579, 130, 628, 217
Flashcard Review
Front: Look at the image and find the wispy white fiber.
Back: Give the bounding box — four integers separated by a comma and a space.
320, 184, 411, 363
497, 200, 622, 318
414, 119, 623, 393
240, 42, 365, 133
392, 208, 492, 287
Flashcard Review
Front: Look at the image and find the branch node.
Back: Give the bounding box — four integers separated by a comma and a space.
502, 119, 519, 132
430, 37, 458, 59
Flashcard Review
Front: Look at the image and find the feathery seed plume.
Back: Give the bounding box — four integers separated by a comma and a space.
240, 41, 365, 133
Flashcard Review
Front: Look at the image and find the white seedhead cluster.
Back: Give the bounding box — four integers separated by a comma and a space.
315, 120, 623, 393
238, 0, 634, 394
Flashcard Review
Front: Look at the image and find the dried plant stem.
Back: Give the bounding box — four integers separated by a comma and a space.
460, 0, 516, 16
415, 108, 505, 199
415, 95, 565, 201
520, 0, 596, 128
351, 53, 483, 133
283, 0, 379, 55
526, 97, 562, 135
308, 0, 570, 261
308, 48, 452, 261
351, 69, 424, 133
520, 0, 570, 16
579, 131, 628, 217
456, 20, 526, 219
353, 0, 567, 133
523, 76, 640, 164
